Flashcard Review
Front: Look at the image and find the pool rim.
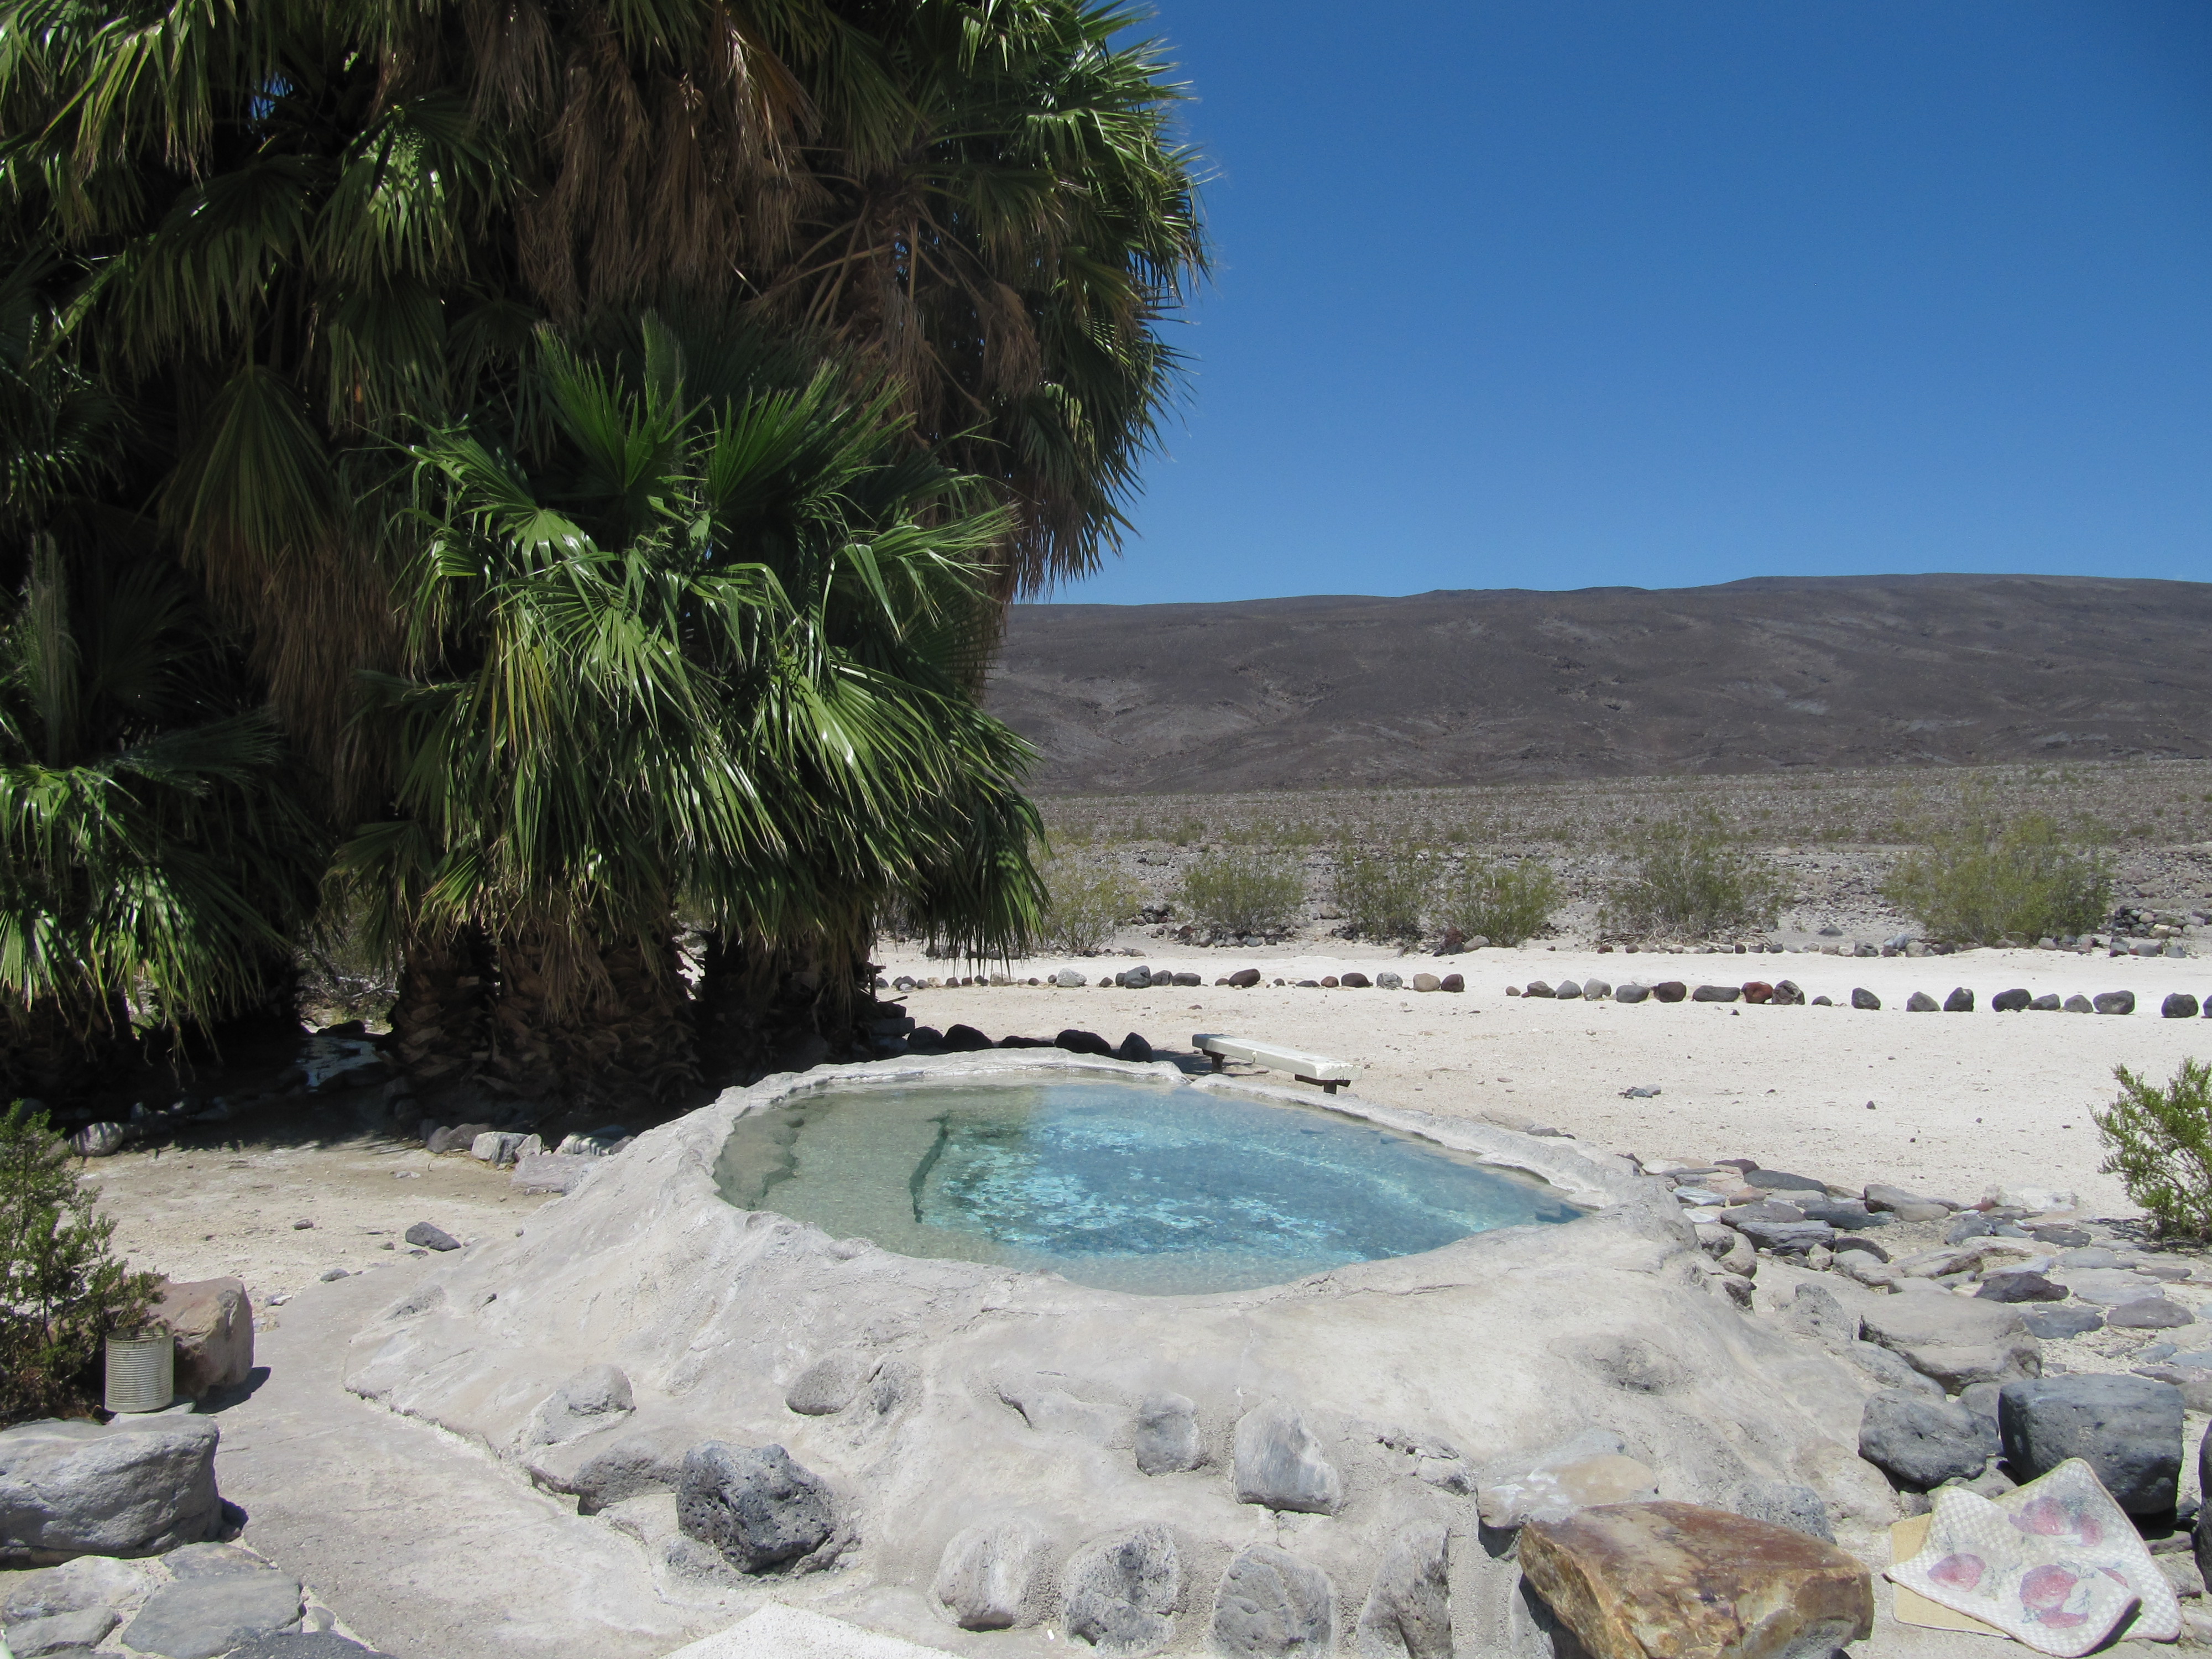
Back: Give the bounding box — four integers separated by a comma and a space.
689, 1052, 1645, 1262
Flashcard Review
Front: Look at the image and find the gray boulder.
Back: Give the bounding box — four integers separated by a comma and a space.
1613, 984, 1650, 1004
1976, 1271, 2068, 1303
67, 1123, 125, 1158
1905, 991, 1938, 1012
2165, 993, 2201, 1020
676, 1442, 834, 1572
118, 1569, 303, 1659
1851, 988, 1881, 1010
1211, 1543, 1334, 1658
1998, 1374, 2182, 1514
2030, 993, 2062, 1010
1353, 1522, 1451, 1659
2095, 990, 2137, 1015
224, 1637, 396, 1658
1865, 1183, 1951, 1224
1134, 1391, 1203, 1475
1770, 979, 1806, 1005
1374, 971, 1404, 990
2064, 994, 2093, 1013
0, 1415, 221, 1559
1991, 988, 2031, 1012
1859, 1390, 1997, 1489
1848, 1341, 1943, 1398
1063, 1524, 1180, 1657
3, 1555, 153, 1620
1652, 980, 1688, 1003
2108, 1297, 2195, 1329
1944, 987, 1975, 1012
1732, 1480, 1835, 1543
1743, 1168, 1826, 1194
785, 1351, 879, 1416
523, 1363, 633, 1446
1232, 1400, 1343, 1515
162, 1542, 265, 1579
1226, 968, 1262, 988
1736, 1220, 1835, 1253
1860, 1298, 2040, 1392
554, 1426, 692, 1514
934, 1518, 1052, 1630
510, 1153, 594, 1194
6, 1606, 118, 1655
1691, 984, 1740, 1003
403, 1222, 460, 1251
467, 1130, 526, 1165
1554, 980, 1583, 1000
423, 1123, 493, 1155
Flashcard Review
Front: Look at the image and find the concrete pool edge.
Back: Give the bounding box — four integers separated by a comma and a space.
711, 1050, 1648, 1223
338, 1056, 1890, 1659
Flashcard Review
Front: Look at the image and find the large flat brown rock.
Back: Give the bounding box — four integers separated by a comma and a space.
1519, 1500, 1872, 1659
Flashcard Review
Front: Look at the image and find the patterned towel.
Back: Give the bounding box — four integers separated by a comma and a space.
1888, 1459, 2179, 1655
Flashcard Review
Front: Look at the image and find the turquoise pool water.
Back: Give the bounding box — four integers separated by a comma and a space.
713, 1079, 1581, 1295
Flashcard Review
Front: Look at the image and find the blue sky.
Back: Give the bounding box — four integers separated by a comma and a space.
1051, 0, 2212, 605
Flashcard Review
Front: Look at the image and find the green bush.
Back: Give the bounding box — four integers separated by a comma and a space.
1, 1102, 159, 1424
2096, 1060, 2212, 1238
1181, 849, 1305, 938
1333, 844, 1431, 943
1882, 813, 2110, 943
1600, 811, 1790, 940
1037, 862, 1145, 954
1436, 856, 1561, 946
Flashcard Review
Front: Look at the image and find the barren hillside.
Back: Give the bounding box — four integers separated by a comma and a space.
988, 575, 2212, 794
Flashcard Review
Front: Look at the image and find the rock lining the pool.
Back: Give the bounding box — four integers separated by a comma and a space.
343, 1051, 1897, 1658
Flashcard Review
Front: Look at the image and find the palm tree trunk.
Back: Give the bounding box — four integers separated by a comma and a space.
390, 927, 493, 1091
477, 925, 697, 1105
0, 993, 132, 1100
696, 932, 874, 1083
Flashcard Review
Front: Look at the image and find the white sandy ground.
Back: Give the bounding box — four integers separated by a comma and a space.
876, 942, 2212, 1215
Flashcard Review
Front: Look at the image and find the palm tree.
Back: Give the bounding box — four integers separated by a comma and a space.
0, 0, 1196, 1088
0, 0, 1202, 736
343, 315, 1044, 1097
752, 1, 1208, 598
0, 262, 325, 1091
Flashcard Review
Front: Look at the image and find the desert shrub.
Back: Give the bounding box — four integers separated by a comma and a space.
1333, 844, 1431, 942
1600, 811, 1790, 939
2096, 1060, 2212, 1238
1037, 862, 1145, 954
1, 1102, 159, 1424
1435, 856, 1561, 946
1181, 849, 1305, 938
1882, 813, 2110, 942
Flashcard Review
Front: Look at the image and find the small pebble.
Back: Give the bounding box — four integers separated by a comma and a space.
292, 1218, 315, 1230
319, 1266, 349, 1282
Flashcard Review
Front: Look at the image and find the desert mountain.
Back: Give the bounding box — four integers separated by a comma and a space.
987, 575, 2212, 794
